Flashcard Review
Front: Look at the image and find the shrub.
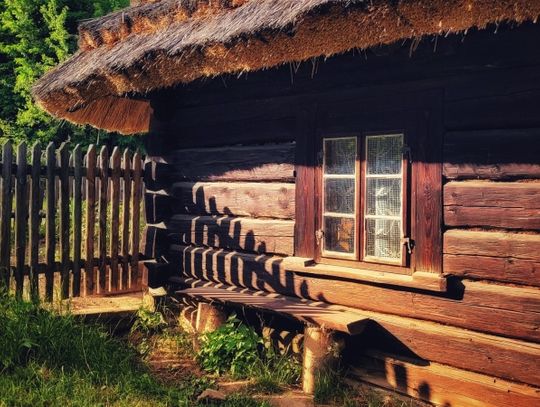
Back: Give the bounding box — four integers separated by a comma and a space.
197, 315, 261, 378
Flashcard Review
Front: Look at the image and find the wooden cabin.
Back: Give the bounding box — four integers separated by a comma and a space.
34, 0, 540, 405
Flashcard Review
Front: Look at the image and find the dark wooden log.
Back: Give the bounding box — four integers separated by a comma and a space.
72, 145, 83, 296
443, 129, 540, 180
0, 141, 13, 288
14, 142, 27, 298
444, 181, 540, 229
85, 145, 97, 295
443, 229, 540, 286
168, 214, 295, 255
170, 181, 295, 219
29, 143, 41, 302
58, 143, 70, 299
110, 147, 121, 291
165, 143, 295, 182
121, 149, 132, 289
131, 151, 142, 287
170, 244, 540, 343
98, 146, 109, 292
351, 350, 540, 407
45, 143, 55, 301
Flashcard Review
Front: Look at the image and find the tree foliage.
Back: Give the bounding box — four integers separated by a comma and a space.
0, 0, 140, 149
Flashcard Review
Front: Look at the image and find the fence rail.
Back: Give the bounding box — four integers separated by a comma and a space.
0, 141, 144, 302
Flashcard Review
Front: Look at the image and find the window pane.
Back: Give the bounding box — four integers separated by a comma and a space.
365, 219, 401, 260
366, 135, 403, 175
324, 138, 356, 175
324, 217, 355, 254
325, 178, 355, 214
366, 178, 401, 217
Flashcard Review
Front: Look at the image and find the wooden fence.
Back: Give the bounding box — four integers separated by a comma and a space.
0, 141, 144, 302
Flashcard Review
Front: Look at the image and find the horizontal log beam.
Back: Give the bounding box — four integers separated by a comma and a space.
444, 181, 540, 229
169, 245, 540, 343
166, 215, 294, 255
171, 181, 295, 219
444, 229, 540, 286
350, 350, 540, 406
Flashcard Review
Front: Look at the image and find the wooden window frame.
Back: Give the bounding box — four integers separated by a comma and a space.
316, 131, 411, 275
293, 90, 444, 290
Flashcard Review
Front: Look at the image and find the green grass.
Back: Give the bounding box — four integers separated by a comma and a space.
0, 293, 268, 406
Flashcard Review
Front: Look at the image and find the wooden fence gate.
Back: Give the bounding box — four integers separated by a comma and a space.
0, 141, 144, 302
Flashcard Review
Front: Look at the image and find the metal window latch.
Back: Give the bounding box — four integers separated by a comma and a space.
402, 145, 412, 163
401, 237, 415, 254
315, 229, 324, 246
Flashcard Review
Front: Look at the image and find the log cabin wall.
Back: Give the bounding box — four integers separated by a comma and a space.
144, 22, 540, 406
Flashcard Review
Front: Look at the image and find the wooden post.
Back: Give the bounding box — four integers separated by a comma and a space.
85, 145, 97, 295
29, 143, 41, 302
58, 143, 70, 299
195, 302, 227, 333
45, 143, 55, 301
98, 146, 109, 292
14, 142, 27, 299
121, 149, 131, 289
110, 147, 121, 291
72, 144, 83, 296
302, 327, 340, 395
131, 151, 142, 287
0, 141, 13, 289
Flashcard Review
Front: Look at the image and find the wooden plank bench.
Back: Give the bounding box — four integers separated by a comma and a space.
175, 281, 370, 335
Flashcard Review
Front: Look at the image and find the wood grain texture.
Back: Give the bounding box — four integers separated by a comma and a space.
444, 229, 540, 286
72, 145, 83, 296
98, 146, 109, 292
170, 245, 540, 343
443, 129, 540, 180
14, 142, 27, 298
85, 145, 97, 295
166, 143, 295, 182
171, 181, 295, 219
351, 351, 540, 407
45, 143, 55, 301
444, 181, 540, 229
168, 215, 294, 255
122, 149, 132, 289
0, 142, 13, 288
131, 151, 142, 287
29, 143, 41, 301
58, 143, 70, 299
110, 147, 121, 291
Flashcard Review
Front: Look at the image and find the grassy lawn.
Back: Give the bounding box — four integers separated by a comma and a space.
0, 292, 418, 406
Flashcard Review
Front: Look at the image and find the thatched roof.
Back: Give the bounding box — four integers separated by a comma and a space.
33, 0, 540, 134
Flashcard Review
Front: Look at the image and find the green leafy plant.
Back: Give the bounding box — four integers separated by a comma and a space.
197, 315, 262, 378
131, 307, 167, 335
249, 346, 301, 394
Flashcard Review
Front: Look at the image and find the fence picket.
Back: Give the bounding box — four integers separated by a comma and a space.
85, 145, 97, 295
72, 144, 83, 296
121, 149, 132, 289
45, 143, 55, 301
29, 142, 41, 302
131, 151, 142, 287
14, 142, 28, 299
110, 147, 121, 291
58, 143, 70, 299
98, 146, 109, 292
0, 141, 13, 288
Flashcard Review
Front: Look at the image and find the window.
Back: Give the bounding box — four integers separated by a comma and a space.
319, 133, 409, 269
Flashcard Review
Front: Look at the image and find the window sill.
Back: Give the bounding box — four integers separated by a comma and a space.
282, 257, 447, 293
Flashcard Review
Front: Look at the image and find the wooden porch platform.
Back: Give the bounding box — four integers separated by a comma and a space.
67, 292, 144, 317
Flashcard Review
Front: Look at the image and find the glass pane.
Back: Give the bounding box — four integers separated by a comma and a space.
366, 134, 403, 175
324, 138, 356, 175
325, 179, 355, 214
366, 178, 401, 216
324, 217, 355, 254
365, 219, 401, 261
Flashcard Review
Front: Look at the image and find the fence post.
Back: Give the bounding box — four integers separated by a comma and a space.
121, 149, 132, 289
45, 143, 56, 301
98, 146, 109, 292
85, 145, 97, 295
110, 147, 121, 291
0, 141, 13, 289
14, 142, 28, 299
58, 143, 70, 299
131, 150, 142, 287
29, 142, 41, 302
72, 144, 83, 297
